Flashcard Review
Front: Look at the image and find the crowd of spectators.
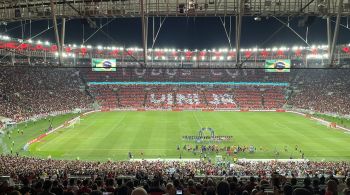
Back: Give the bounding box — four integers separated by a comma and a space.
89, 85, 286, 110
288, 69, 350, 115
0, 155, 350, 195
86, 68, 350, 115
0, 67, 93, 121
2, 67, 349, 119
1, 156, 349, 179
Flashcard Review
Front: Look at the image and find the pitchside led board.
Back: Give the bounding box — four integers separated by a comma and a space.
91, 58, 117, 72
265, 59, 291, 72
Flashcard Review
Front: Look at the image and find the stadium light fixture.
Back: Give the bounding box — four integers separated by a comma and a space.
181, 56, 185, 60
97, 45, 103, 50
37, 40, 42, 44
279, 47, 288, 51
2, 35, 10, 40
193, 56, 197, 61
254, 16, 262, 21
45, 41, 50, 46
87, 45, 92, 49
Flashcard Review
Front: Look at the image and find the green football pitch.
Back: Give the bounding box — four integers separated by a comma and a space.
3, 111, 350, 161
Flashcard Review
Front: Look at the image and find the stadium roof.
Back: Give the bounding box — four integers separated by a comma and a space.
0, 0, 348, 68
0, 0, 349, 21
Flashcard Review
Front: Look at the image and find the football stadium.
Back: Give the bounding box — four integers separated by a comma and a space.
1, 0, 350, 194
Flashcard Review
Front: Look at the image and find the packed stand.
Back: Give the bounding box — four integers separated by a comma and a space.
0, 155, 350, 195
90, 85, 286, 110
288, 69, 350, 115
0, 67, 93, 121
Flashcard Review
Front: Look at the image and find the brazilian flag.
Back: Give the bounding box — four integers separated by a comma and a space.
265, 59, 291, 72
92, 58, 117, 71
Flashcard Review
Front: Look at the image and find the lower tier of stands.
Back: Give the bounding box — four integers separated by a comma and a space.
89, 85, 286, 110
1, 155, 349, 195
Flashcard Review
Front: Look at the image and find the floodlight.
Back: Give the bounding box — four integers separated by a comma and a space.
254, 16, 262, 21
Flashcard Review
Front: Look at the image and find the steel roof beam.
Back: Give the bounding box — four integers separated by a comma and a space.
50, 0, 62, 66
235, 0, 243, 68
141, 0, 148, 67
329, 0, 344, 67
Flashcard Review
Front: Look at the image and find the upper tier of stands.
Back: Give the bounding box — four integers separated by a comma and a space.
83, 68, 288, 82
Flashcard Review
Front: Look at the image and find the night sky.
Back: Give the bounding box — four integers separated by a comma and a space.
1, 16, 350, 49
